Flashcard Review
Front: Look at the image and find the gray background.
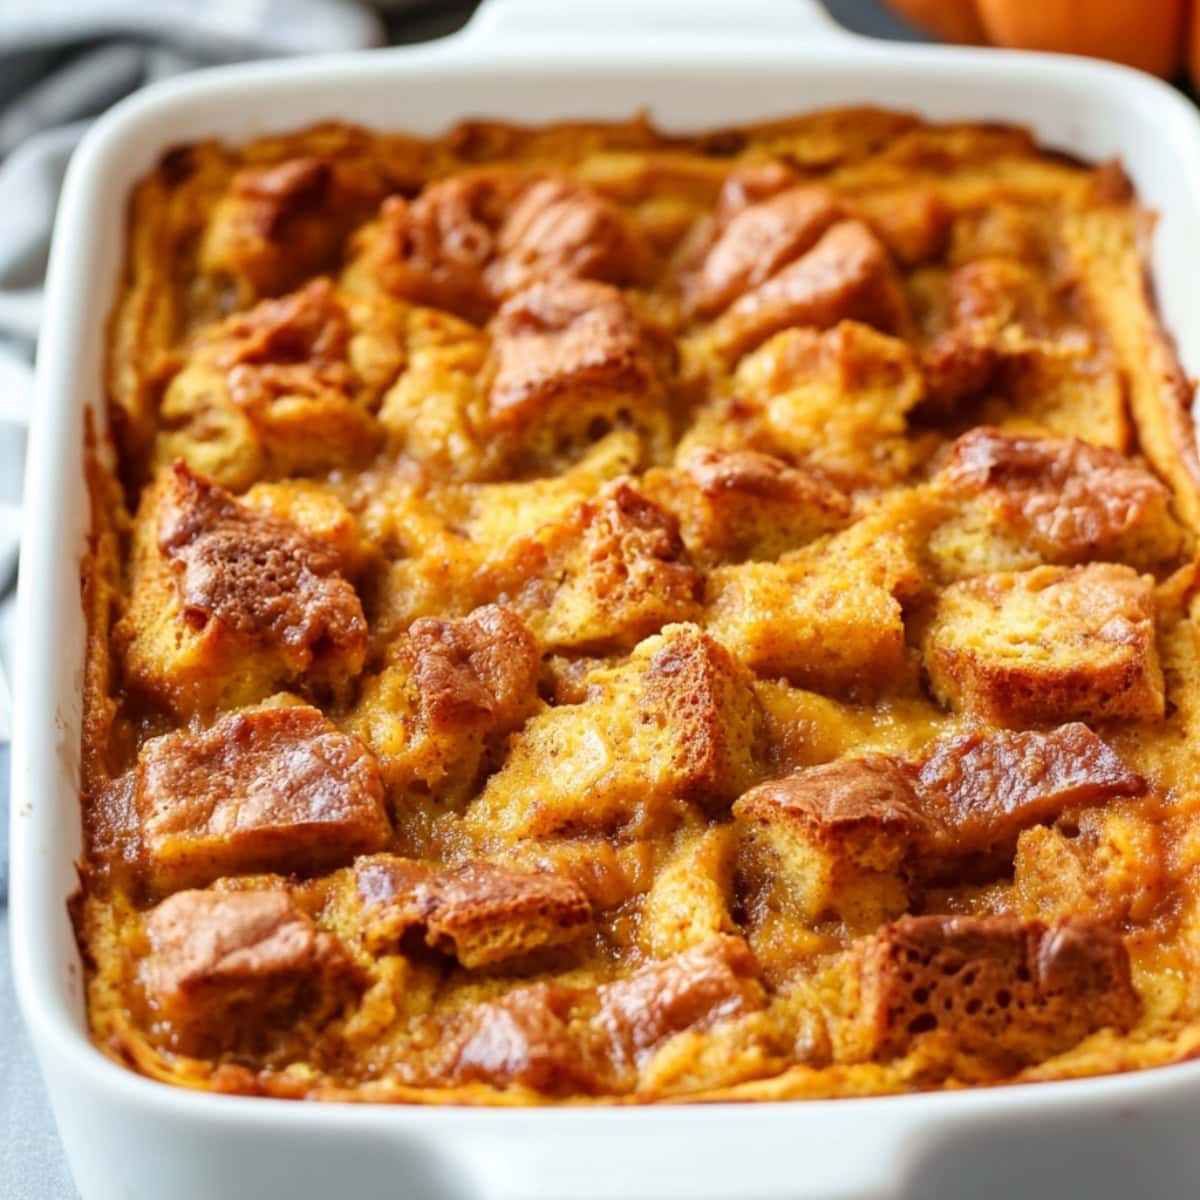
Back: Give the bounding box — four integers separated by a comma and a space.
0, 2, 981, 1196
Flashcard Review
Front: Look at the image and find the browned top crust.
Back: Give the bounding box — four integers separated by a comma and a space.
157, 461, 366, 654
447, 935, 763, 1091
942, 427, 1173, 560
355, 853, 593, 967
400, 604, 540, 736
230, 158, 334, 233
143, 888, 339, 999
365, 173, 644, 323
91, 113, 1200, 1105
734, 723, 1143, 877
856, 914, 1139, 1067
447, 981, 597, 1093
212, 278, 350, 374
687, 185, 843, 318
372, 175, 514, 321
735, 755, 926, 838
924, 563, 1165, 725
637, 622, 763, 808
488, 277, 654, 426
917, 723, 1146, 857
679, 445, 851, 515
202, 157, 378, 297
596, 936, 764, 1067
490, 178, 645, 299
714, 219, 909, 357
135, 704, 390, 890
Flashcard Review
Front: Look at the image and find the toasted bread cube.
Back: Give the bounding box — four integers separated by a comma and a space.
375, 305, 494, 480
343, 173, 644, 324
729, 320, 927, 481
488, 177, 648, 298
240, 480, 370, 576
1002, 345, 1129, 450
1014, 804, 1165, 926
734, 756, 931, 929
355, 854, 592, 968
348, 605, 539, 808
924, 563, 1165, 724
917, 723, 1145, 864
685, 184, 843, 318
466, 624, 764, 840
704, 516, 923, 698
135, 703, 390, 892
343, 173, 517, 321
597, 936, 765, 1070
639, 827, 738, 957
855, 188, 950, 268
734, 725, 1144, 926
139, 888, 355, 1056
711, 220, 909, 359
485, 278, 671, 468
199, 157, 381, 302
647, 447, 850, 565
933, 428, 1186, 575
845, 915, 1139, 1074
117, 463, 367, 717
448, 982, 598, 1093
155, 281, 379, 490
535, 481, 704, 653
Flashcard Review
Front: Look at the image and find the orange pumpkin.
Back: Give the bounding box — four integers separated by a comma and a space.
884, 0, 1189, 82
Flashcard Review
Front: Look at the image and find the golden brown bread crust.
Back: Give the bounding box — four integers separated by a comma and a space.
355, 854, 593, 967
134, 703, 390, 893
851, 915, 1140, 1073
81, 109, 1200, 1105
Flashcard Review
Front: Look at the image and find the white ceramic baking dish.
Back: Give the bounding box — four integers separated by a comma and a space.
14, 2, 1200, 1197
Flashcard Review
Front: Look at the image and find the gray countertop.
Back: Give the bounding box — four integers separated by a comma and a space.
0, 3, 921, 1197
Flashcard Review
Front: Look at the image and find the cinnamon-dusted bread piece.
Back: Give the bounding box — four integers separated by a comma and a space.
486, 278, 671, 468
916, 723, 1146, 862
844, 915, 1139, 1074
931, 428, 1188, 576
1014, 803, 1166, 926
704, 515, 925, 698
134, 702, 389, 893
646, 447, 851, 565
711, 220, 910, 359
924, 563, 1165, 724
466, 623, 764, 841
528, 480, 704, 653
344, 173, 646, 323
348, 604, 540, 809
200, 157, 383, 303
138, 887, 357, 1057
446, 982, 600, 1093
685, 184, 843, 319
596, 936, 765, 1071
734, 755, 931, 929
354, 854, 593, 968
639, 826, 738, 957
446, 936, 763, 1093
155, 279, 380, 490
488, 177, 648, 299
734, 724, 1143, 926
705, 320, 927, 484
344, 173, 518, 322
117, 463, 367, 717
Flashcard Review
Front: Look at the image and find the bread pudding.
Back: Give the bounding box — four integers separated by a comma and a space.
76, 109, 1200, 1102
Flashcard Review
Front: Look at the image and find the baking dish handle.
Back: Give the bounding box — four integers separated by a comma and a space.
462, 0, 857, 47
